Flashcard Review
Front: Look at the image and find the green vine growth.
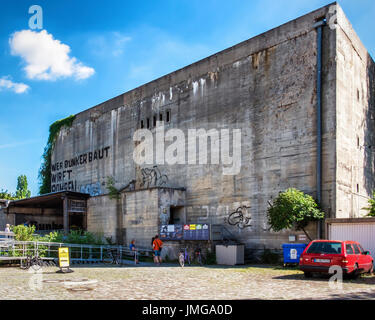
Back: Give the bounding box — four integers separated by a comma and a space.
107, 176, 120, 200
38, 115, 76, 195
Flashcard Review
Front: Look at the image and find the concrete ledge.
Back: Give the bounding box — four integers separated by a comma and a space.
325, 217, 375, 224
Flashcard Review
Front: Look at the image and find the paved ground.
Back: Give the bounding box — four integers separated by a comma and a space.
1, 262, 375, 300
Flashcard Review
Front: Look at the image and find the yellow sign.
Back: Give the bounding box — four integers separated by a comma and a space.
190, 224, 196, 230
58, 247, 70, 268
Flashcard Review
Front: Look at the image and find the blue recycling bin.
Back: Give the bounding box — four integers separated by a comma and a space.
282, 243, 307, 264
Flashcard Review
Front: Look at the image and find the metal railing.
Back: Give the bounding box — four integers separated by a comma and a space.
0, 240, 152, 264
0, 231, 15, 238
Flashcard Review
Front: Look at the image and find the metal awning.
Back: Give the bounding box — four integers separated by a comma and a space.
7, 191, 90, 209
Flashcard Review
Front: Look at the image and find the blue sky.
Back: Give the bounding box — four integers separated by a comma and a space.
0, 0, 374, 196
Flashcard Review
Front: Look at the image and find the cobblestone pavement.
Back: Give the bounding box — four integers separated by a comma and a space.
1, 264, 375, 300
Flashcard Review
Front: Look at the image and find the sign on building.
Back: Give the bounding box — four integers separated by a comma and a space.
160, 224, 210, 241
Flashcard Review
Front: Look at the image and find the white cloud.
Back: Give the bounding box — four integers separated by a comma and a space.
0, 76, 30, 94
9, 29, 95, 81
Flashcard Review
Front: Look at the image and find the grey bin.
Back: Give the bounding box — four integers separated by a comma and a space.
215, 244, 245, 266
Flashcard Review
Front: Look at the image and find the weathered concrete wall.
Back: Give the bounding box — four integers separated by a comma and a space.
122, 188, 185, 248
335, 5, 375, 218
51, 3, 361, 251
122, 189, 158, 248
87, 195, 118, 240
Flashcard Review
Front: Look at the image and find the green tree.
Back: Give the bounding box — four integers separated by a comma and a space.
15, 175, 31, 199
0, 189, 16, 200
267, 188, 324, 241
363, 191, 375, 217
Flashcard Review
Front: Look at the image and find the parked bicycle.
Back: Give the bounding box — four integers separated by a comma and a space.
178, 247, 190, 268
20, 254, 44, 270
103, 248, 121, 265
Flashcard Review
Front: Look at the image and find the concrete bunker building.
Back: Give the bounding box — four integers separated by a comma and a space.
6, 3, 375, 258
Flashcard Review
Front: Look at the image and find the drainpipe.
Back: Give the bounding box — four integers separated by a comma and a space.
313, 19, 326, 239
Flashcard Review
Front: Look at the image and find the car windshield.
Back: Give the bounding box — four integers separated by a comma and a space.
306, 242, 342, 254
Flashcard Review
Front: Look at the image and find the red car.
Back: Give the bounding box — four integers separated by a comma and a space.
299, 240, 374, 278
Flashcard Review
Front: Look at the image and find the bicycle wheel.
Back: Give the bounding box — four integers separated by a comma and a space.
31, 258, 42, 271
20, 257, 31, 270
178, 254, 185, 267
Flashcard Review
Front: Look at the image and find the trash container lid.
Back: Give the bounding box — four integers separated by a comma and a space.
282, 243, 308, 248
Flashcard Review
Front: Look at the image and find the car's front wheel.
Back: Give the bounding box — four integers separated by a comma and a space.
350, 263, 359, 279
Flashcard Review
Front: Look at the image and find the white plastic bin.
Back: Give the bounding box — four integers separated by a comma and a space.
215, 244, 244, 265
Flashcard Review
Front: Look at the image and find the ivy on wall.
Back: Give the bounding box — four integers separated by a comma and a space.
38, 115, 76, 195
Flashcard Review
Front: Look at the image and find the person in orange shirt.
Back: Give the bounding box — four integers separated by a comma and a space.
152, 235, 163, 265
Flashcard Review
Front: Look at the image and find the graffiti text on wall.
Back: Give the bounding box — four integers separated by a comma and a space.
225, 206, 252, 229
140, 166, 168, 188
80, 182, 102, 197
51, 146, 110, 193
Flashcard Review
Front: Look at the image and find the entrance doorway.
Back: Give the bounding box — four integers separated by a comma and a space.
170, 206, 185, 224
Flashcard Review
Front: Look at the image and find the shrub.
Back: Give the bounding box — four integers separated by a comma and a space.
205, 250, 217, 265
260, 249, 280, 264
11, 225, 35, 241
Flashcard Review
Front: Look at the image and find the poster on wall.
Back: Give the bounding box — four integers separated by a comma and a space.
160, 224, 210, 240
183, 224, 210, 240
160, 224, 183, 240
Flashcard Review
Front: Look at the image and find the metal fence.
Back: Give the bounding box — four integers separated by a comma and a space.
0, 240, 153, 265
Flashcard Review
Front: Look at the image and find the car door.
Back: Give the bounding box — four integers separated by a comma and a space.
345, 243, 356, 272
353, 243, 367, 271
356, 243, 372, 272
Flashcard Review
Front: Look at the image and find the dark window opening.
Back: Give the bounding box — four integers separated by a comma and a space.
357, 184, 359, 193
357, 89, 360, 101
141, 120, 144, 129
153, 115, 157, 127
159, 113, 163, 122
166, 110, 170, 122
147, 118, 150, 129
357, 137, 360, 147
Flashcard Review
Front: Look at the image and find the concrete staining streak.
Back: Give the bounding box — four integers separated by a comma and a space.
192, 81, 199, 95
192, 79, 206, 96
200, 78, 206, 96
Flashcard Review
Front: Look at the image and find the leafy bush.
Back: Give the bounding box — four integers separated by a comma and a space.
11, 225, 35, 241
205, 250, 217, 265
260, 249, 280, 264
107, 176, 120, 200
11, 225, 104, 245
39, 231, 64, 243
